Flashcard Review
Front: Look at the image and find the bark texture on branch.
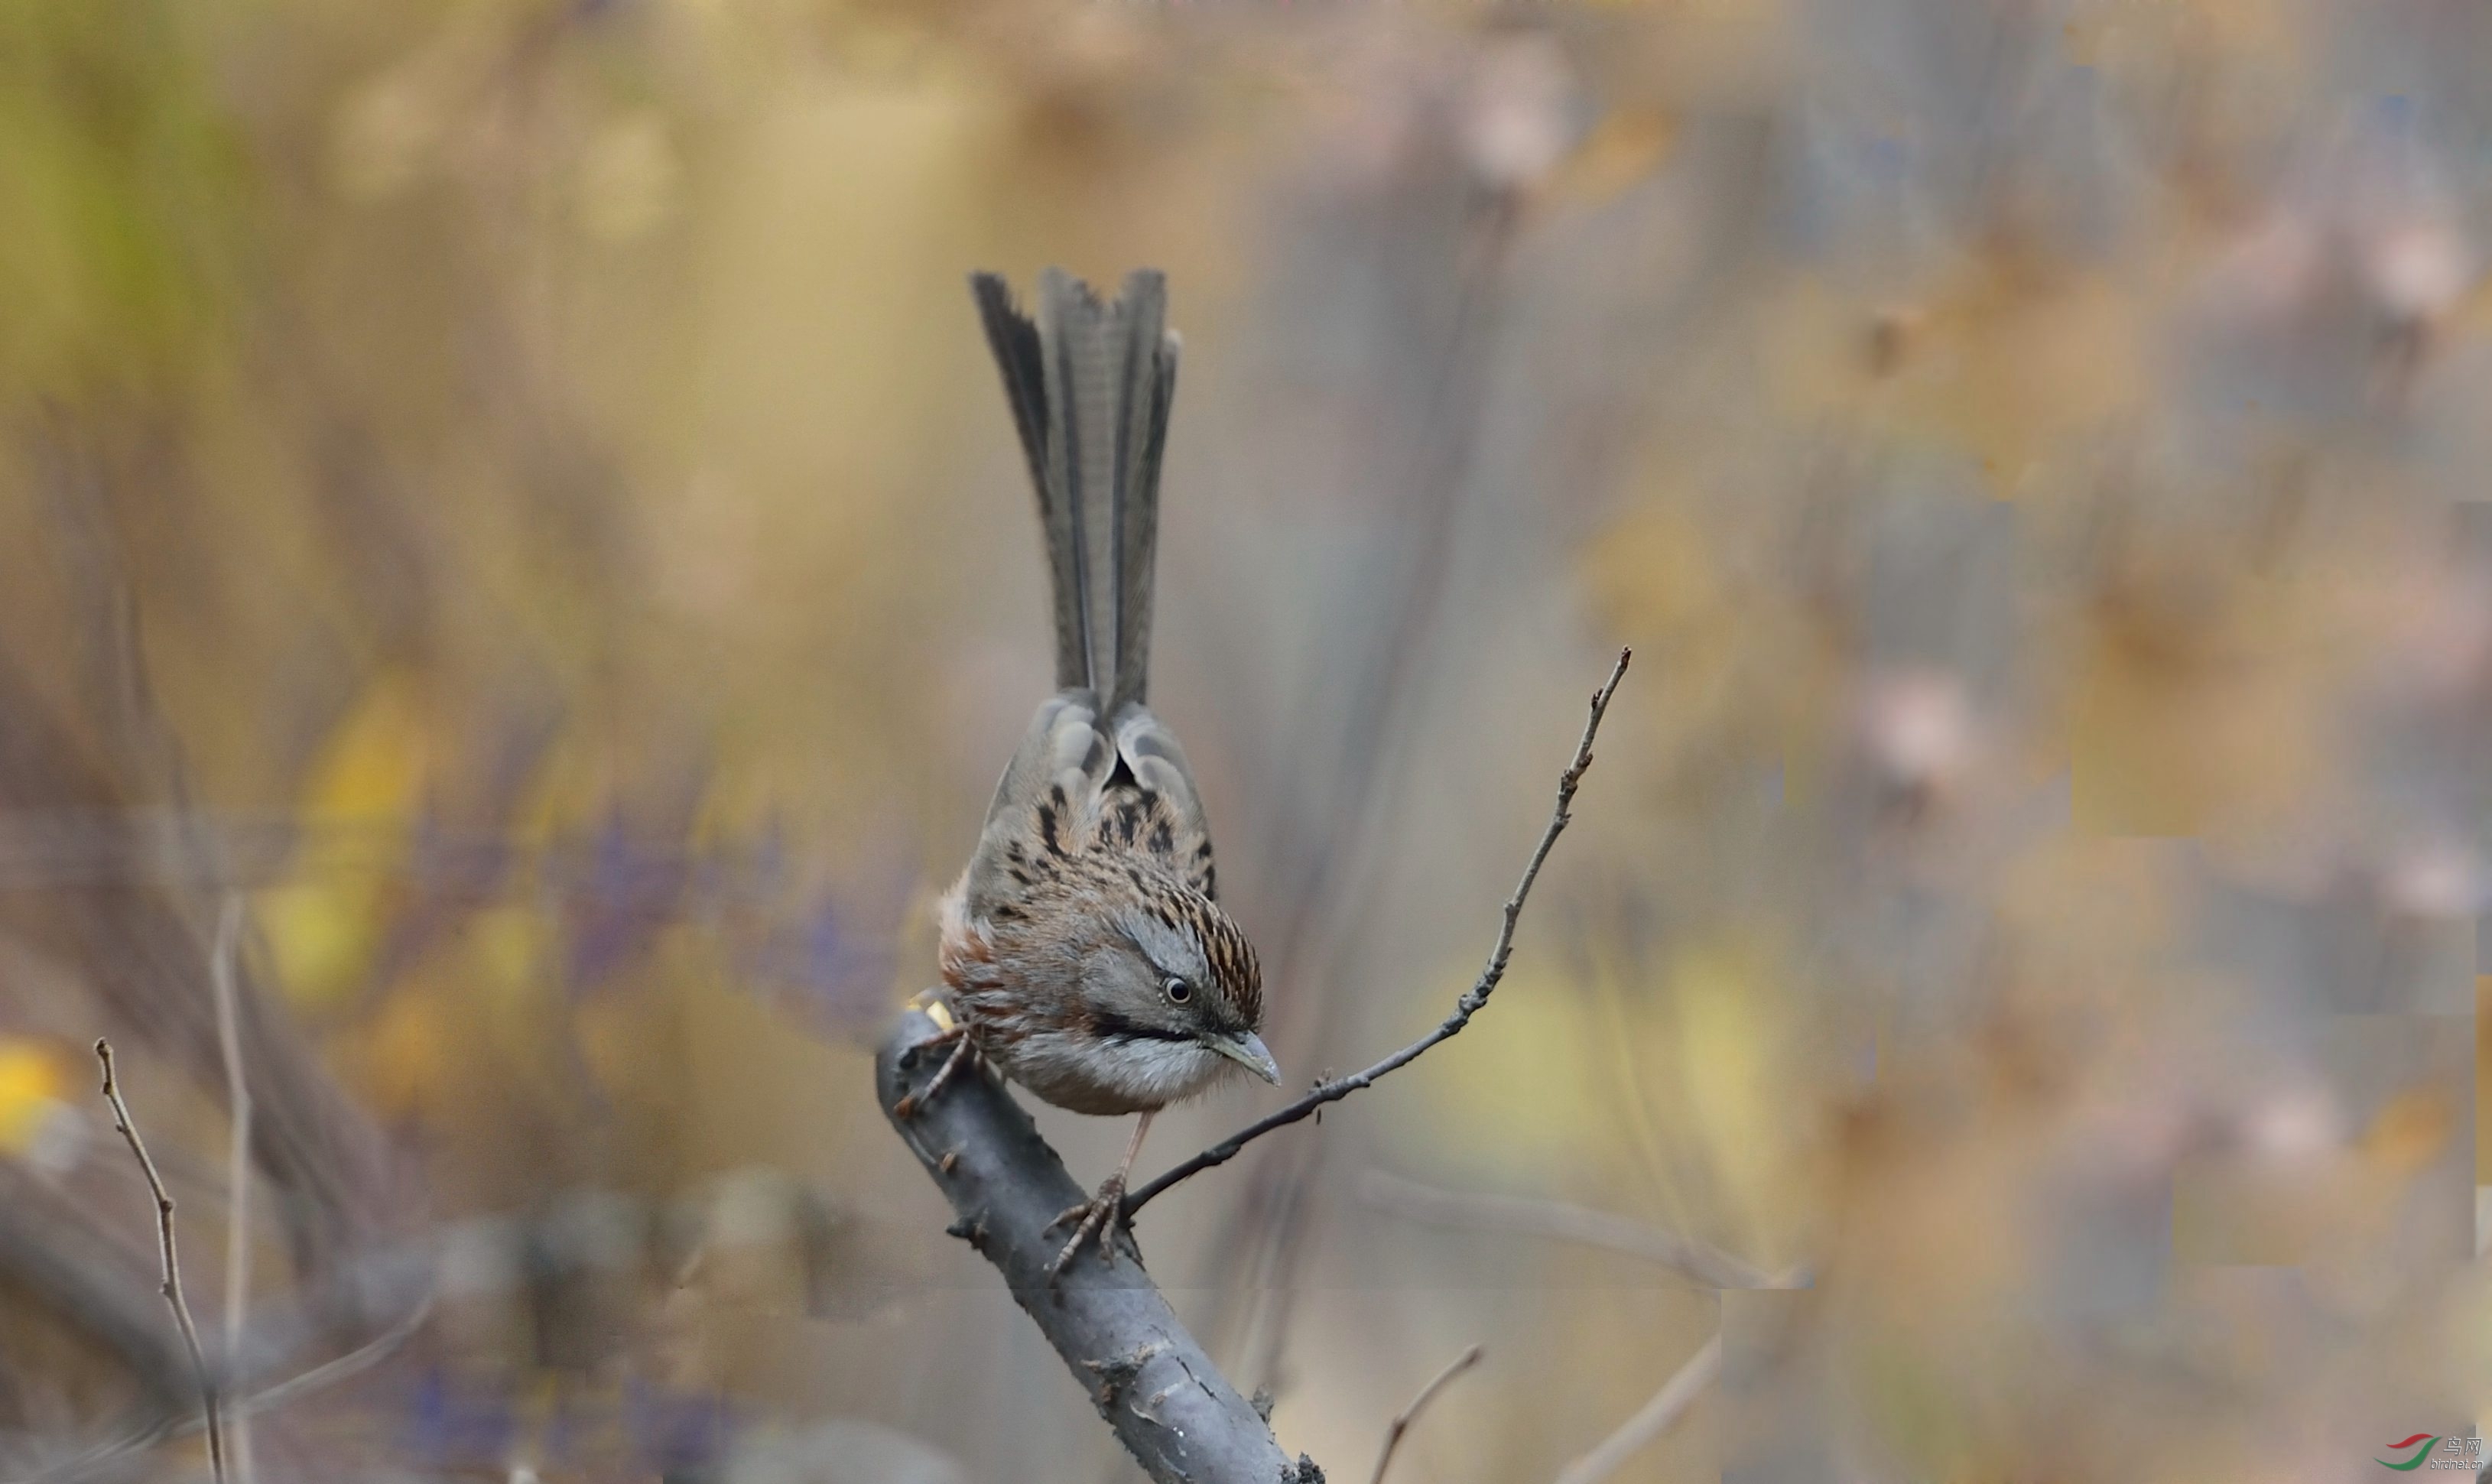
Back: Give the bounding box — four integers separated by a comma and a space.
876, 1005, 1325, 1484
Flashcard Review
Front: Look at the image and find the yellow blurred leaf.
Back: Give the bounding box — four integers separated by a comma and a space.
1545, 108, 1675, 207
263, 677, 430, 1008
300, 677, 430, 823
1662, 939, 1813, 1242
0, 1040, 66, 1156
2362, 1088, 2452, 1177
1402, 963, 1607, 1178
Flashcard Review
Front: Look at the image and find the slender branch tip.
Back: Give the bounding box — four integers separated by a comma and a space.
1369, 1343, 1485, 1484
1123, 648, 1632, 1219
93, 1036, 229, 1483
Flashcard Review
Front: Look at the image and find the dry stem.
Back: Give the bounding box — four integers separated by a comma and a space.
1358, 1171, 1806, 1290
210, 897, 256, 1483
1369, 1343, 1483, 1484
1551, 1335, 1719, 1484
1123, 648, 1632, 1219
94, 1038, 226, 1484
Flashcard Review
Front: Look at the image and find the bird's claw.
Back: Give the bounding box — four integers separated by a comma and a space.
1046, 1178, 1129, 1278
894, 1027, 974, 1119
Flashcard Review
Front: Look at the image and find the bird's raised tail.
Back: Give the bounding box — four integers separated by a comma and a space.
970, 268, 1181, 715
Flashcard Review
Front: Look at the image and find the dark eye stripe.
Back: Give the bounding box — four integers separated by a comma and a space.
1091, 1011, 1194, 1045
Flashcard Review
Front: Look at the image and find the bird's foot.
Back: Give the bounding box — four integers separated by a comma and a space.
894, 1026, 974, 1119
1046, 1175, 1130, 1278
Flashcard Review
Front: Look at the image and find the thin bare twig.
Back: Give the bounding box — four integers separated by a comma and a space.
1123, 647, 1633, 1219
1552, 1334, 1719, 1484
93, 1038, 227, 1484
210, 897, 255, 1483
1369, 1343, 1483, 1484
1359, 1171, 1808, 1290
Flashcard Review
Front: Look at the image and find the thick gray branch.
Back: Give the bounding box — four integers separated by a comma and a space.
876, 1008, 1324, 1484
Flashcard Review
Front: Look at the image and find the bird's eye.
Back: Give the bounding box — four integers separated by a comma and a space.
1162, 976, 1192, 1004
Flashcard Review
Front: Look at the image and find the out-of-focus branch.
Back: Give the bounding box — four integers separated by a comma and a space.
93, 1038, 227, 1484
0, 1166, 198, 1410
210, 897, 256, 1484
17, 1266, 435, 1484
1356, 1169, 1766, 1482
876, 1006, 1324, 1484
1551, 1335, 1719, 1484
1123, 648, 1632, 1220
1357, 1171, 1808, 1291
1368, 1343, 1481, 1484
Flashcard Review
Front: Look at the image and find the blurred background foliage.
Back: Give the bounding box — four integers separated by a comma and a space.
2, 0, 2490, 1479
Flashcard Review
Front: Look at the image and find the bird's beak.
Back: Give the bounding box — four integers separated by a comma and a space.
1209, 1031, 1282, 1085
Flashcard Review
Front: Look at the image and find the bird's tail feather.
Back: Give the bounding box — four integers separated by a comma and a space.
970, 268, 1180, 713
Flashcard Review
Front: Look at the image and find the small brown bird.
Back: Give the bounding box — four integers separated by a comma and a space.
906, 268, 1277, 1273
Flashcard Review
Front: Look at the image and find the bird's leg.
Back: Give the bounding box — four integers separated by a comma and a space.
1048, 1110, 1154, 1277
893, 1025, 976, 1119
